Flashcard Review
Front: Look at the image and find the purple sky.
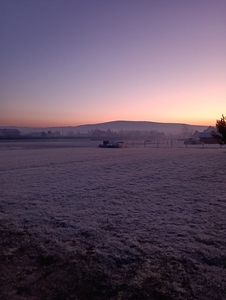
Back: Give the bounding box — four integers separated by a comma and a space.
1, 0, 225, 127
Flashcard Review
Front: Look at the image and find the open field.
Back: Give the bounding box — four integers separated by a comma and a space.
0, 141, 226, 299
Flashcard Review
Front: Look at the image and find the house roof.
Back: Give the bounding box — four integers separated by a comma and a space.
199, 131, 213, 138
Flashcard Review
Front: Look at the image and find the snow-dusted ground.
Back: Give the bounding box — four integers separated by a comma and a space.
0, 141, 225, 299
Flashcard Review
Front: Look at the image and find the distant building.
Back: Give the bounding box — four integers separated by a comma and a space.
184, 137, 202, 145
199, 131, 218, 144
204, 126, 215, 132
192, 130, 200, 138
0, 129, 20, 137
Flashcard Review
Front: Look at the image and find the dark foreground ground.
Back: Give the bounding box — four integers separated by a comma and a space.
0, 144, 226, 299
0, 220, 225, 300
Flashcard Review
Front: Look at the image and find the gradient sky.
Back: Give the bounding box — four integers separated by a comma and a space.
1, 0, 225, 127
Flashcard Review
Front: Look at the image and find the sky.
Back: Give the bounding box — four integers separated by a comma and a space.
1, 0, 225, 127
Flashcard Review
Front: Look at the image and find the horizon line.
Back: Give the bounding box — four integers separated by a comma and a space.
0, 119, 212, 129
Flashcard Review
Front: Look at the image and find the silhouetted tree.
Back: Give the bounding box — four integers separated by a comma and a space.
41, 131, 47, 138
211, 114, 226, 145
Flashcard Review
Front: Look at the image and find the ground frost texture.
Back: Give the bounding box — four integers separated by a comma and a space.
0, 142, 225, 299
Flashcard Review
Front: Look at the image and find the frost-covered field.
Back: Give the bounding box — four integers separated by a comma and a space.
0, 141, 226, 299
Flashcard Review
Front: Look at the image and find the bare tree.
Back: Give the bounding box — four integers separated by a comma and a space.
181, 124, 192, 139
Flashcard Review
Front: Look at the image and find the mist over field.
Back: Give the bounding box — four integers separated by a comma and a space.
0, 141, 225, 299
0, 120, 208, 135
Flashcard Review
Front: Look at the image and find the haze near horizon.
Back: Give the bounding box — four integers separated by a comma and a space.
1, 1, 225, 127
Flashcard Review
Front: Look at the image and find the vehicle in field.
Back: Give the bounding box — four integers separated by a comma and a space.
98, 140, 126, 148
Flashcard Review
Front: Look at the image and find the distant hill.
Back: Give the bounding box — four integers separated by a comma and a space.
0, 120, 208, 135
72, 121, 208, 135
